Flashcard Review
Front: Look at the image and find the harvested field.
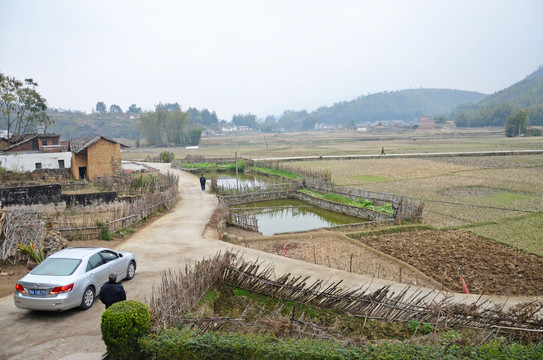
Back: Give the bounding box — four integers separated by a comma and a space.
357, 229, 543, 296
227, 226, 543, 296
225, 228, 441, 289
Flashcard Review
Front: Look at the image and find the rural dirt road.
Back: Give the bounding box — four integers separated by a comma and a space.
0, 164, 539, 360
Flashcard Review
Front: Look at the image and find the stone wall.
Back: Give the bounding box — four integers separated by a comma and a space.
220, 190, 290, 206
303, 180, 423, 221
0, 184, 118, 207
0, 184, 62, 206
61, 191, 118, 206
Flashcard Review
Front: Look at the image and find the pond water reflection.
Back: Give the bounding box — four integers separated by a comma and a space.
233, 199, 365, 236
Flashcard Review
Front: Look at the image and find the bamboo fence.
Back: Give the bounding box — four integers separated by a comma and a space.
0, 175, 179, 257
228, 213, 258, 232
220, 257, 543, 342
149, 252, 543, 343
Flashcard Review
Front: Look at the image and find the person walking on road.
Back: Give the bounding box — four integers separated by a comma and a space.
200, 174, 206, 191
99, 273, 126, 309
381, 147, 386, 155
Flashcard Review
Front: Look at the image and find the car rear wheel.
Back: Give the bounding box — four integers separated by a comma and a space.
126, 261, 136, 280
80, 286, 95, 310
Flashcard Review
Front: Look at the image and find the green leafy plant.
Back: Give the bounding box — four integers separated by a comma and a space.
97, 221, 113, 240
101, 300, 150, 360
139, 327, 543, 360
421, 322, 434, 334
117, 227, 137, 238
17, 243, 45, 264
298, 189, 394, 215
408, 319, 420, 333
408, 319, 433, 335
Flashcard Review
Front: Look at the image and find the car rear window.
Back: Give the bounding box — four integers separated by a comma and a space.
31, 258, 82, 276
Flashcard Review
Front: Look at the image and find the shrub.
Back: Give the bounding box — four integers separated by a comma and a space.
101, 300, 150, 360
17, 243, 45, 264
139, 328, 543, 360
160, 151, 175, 163
97, 221, 113, 240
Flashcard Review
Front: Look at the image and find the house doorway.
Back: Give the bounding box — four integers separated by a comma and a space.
78, 166, 87, 180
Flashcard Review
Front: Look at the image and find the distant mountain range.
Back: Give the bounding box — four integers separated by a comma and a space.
308, 88, 488, 124
47, 66, 543, 138
476, 67, 543, 108
452, 67, 543, 127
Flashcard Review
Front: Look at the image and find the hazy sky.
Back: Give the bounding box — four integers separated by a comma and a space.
1, 1, 542, 120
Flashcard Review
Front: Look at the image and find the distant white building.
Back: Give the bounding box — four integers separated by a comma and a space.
356, 127, 367, 132
221, 125, 251, 132
0, 152, 72, 172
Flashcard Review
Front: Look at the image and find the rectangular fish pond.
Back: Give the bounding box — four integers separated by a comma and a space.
213, 172, 273, 190
230, 199, 367, 236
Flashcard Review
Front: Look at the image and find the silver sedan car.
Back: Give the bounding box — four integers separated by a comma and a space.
14, 247, 136, 311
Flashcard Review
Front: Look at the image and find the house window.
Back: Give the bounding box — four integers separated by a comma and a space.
35, 163, 42, 169
32, 139, 39, 150
58, 160, 65, 168
52, 139, 58, 145
42, 140, 48, 146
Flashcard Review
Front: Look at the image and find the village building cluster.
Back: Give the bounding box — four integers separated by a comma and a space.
0, 132, 126, 181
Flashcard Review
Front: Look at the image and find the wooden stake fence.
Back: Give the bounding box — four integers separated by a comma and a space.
228, 213, 258, 232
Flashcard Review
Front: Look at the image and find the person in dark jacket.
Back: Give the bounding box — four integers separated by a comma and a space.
99, 273, 126, 309
200, 174, 206, 191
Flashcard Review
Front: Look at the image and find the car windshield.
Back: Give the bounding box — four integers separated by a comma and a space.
30, 258, 82, 276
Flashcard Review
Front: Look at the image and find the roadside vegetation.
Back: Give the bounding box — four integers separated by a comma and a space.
101, 253, 543, 359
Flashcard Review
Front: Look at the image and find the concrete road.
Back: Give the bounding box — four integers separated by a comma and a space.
0, 164, 540, 360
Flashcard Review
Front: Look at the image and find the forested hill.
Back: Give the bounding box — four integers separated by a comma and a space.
452, 67, 543, 127
477, 67, 543, 108
311, 88, 487, 124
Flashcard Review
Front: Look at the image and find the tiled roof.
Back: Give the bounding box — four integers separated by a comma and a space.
70, 135, 128, 153
3, 134, 61, 151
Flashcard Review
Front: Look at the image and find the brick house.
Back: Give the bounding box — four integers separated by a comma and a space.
1, 134, 72, 171
418, 116, 435, 131
70, 135, 128, 180
3, 134, 66, 153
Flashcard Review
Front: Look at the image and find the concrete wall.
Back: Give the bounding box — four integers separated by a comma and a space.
0, 152, 72, 172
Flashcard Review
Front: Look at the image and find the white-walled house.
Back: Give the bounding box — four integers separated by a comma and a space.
0, 151, 72, 172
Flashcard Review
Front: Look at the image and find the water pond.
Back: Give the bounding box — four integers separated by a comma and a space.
231, 199, 366, 236
213, 172, 273, 190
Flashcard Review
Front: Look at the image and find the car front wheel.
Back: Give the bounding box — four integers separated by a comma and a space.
80, 286, 95, 310
126, 261, 136, 280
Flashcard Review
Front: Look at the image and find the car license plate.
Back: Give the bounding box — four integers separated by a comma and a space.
29, 289, 46, 296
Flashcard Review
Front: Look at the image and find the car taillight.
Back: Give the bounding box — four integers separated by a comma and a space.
15, 283, 26, 294
50, 283, 74, 295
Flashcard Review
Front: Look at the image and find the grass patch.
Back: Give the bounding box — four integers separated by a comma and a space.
467, 212, 543, 256
346, 224, 435, 239
250, 166, 300, 180
177, 162, 240, 172
298, 189, 394, 215
483, 191, 533, 205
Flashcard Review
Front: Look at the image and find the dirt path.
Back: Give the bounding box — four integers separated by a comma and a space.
0, 164, 540, 360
